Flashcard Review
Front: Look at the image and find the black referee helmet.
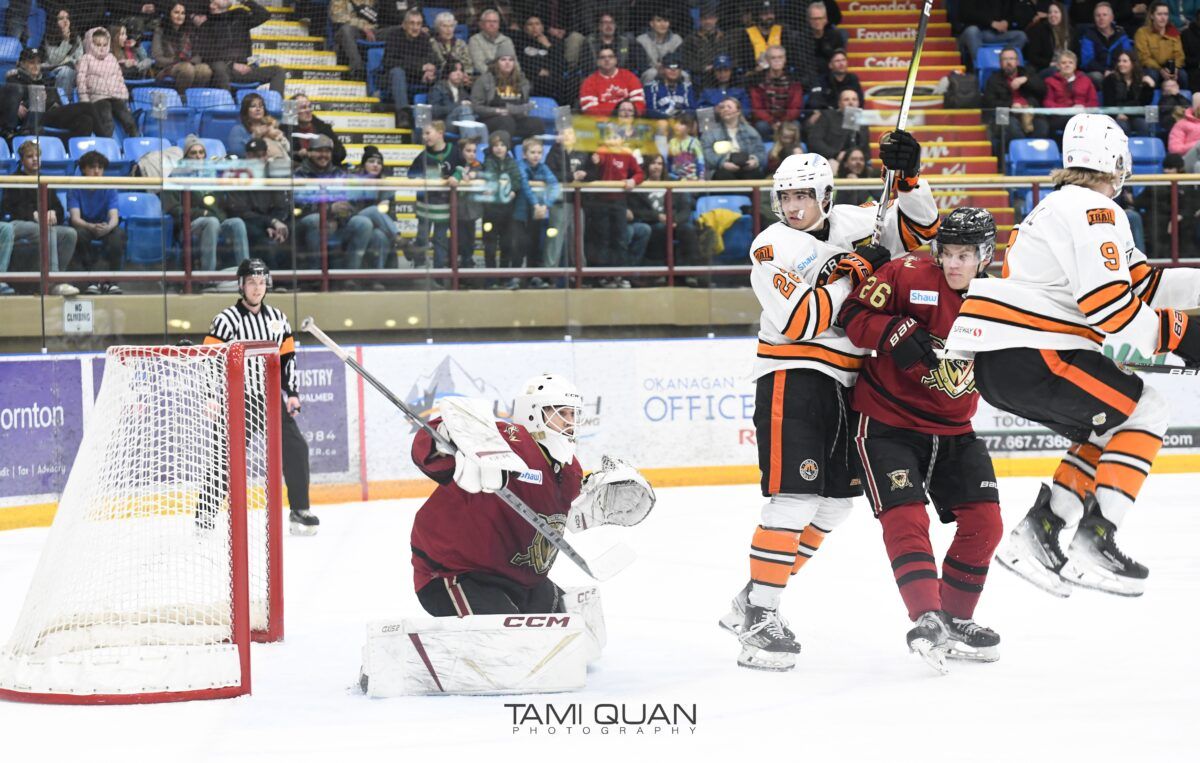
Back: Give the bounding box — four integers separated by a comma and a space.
237, 258, 272, 292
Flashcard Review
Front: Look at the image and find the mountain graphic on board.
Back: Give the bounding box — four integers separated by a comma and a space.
404, 356, 512, 430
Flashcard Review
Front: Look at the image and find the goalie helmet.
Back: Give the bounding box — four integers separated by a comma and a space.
932, 207, 995, 274
237, 258, 272, 291
771, 153, 835, 229
1062, 113, 1132, 194
513, 374, 583, 464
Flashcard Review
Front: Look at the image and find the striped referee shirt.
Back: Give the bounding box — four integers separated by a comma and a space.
203, 300, 298, 397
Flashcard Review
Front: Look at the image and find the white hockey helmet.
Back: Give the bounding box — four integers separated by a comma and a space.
771, 153, 835, 229
1062, 113, 1132, 194
513, 373, 583, 464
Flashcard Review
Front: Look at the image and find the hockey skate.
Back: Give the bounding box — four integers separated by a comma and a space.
906, 610, 950, 675
944, 617, 1000, 663
737, 605, 800, 672
995, 483, 1074, 597
290, 508, 320, 536
1058, 506, 1148, 597
718, 582, 750, 635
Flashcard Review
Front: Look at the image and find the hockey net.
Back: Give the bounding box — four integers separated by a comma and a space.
0, 342, 283, 704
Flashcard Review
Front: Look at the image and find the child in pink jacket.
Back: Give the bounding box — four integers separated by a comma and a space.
76, 27, 140, 138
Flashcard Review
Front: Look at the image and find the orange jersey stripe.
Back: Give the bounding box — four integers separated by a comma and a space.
1039, 350, 1137, 416
768, 371, 786, 494
757, 341, 866, 371
1077, 282, 1130, 316
1095, 295, 1142, 335
960, 297, 1105, 344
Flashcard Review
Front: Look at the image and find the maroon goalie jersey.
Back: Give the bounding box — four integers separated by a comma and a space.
409, 419, 583, 592
839, 255, 980, 435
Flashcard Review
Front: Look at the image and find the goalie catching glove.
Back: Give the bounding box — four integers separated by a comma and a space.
567, 456, 656, 532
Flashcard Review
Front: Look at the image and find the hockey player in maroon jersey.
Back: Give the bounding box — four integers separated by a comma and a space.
409, 374, 654, 616
838, 208, 1004, 673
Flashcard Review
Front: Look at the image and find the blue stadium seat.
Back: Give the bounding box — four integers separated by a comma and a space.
0, 137, 10, 172
118, 192, 175, 266
199, 110, 243, 146
69, 136, 130, 175
186, 87, 235, 111
976, 45, 1021, 88
454, 24, 468, 41
694, 194, 754, 219
27, 6, 46, 48
529, 96, 558, 130
364, 44, 385, 95
193, 137, 227, 158
1006, 138, 1061, 175
124, 136, 172, 163
237, 88, 282, 113
0, 34, 20, 79
1129, 136, 1166, 173
132, 87, 193, 143
423, 6, 451, 28
413, 92, 428, 105
12, 135, 70, 174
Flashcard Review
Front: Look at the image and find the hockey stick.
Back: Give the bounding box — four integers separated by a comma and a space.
871, 0, 935, 246
300, 317, 636, 581
932, 348, 1198, 376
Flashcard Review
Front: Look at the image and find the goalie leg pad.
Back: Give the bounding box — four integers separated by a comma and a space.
562, 585, 606, 663
360, 615, 589, 697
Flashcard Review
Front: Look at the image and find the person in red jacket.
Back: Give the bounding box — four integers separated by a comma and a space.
1044, 50, 1099, 136
749, 45, 803, 140
578, 45, 646, 115
584, 127, 645, 285
838, 208, 1004, 674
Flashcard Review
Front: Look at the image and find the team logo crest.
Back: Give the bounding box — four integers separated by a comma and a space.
511, 514, 567, 573
888, 469, 914, 491
799, 459, 820, 481
922, 336, 976, 399
504, 424, 521, 442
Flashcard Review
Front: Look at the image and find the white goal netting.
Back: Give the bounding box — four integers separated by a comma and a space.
0, 343, 282, 703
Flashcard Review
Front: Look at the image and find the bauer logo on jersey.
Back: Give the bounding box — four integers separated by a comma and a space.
909, 289, 939, 305
516, 470, 544, 485
799, 459, 819, 481
753, 244, 775, 263
1086, 208, 1117, 226
888, 469, 914, 490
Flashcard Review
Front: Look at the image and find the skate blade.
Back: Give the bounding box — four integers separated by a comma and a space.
737, 645, 797, 672
996, 538, 1073, 598
289, 522, 319, 537
946, 643, 1000, 663
909, 639, 950, 675
1059, 559, 1145, 597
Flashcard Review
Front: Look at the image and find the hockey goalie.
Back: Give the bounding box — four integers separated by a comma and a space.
359, 373, 655, 696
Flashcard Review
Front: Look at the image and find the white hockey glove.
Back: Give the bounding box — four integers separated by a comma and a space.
452, 451, 505, 494
567, 456, 656, 532
433, 422, 456, 456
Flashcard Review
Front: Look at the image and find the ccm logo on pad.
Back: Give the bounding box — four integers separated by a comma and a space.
503, 615, 573, 627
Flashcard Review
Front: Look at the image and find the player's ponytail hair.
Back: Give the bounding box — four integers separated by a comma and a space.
1050, 167, 1121, 192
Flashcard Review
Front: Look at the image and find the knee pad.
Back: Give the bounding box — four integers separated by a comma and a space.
809, 495, 854, 531
760, 493, 820, 531
1124, 384, 1170, 438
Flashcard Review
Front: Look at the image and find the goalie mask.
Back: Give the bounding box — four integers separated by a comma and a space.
771, 153, 835, 230
1062, 113, 1132, 195
513, 374, 583, 464
932, 207, 995, 274
237, 258, 272, 292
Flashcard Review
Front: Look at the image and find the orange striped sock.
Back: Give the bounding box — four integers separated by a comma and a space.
790, 524, 828, 576
749, 525, 800, 590
1053, 442, 1101, 505
1096, 429, 1162, 525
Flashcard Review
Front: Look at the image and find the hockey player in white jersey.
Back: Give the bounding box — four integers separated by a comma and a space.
722, 130, 940, 671
946, 113, 1200, 598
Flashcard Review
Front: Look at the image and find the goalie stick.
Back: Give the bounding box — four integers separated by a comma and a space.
871, 0, 935, 246
300, 317, 636, 581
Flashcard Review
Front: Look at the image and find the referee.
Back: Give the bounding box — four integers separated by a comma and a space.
204, 258, 318, 535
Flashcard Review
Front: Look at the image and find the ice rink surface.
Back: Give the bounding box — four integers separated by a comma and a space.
1, 475, 1197, 762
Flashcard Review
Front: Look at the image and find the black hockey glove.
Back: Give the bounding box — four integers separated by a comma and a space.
881, 316, 937, 371
1159, 309, 1200, 365
880, 129, 922, 190
829, 243, 891, 287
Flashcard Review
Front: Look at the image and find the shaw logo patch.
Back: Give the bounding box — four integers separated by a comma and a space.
799, 459, 820, 481
516, 470, 544, 485
909, 289, 939, 305
1086, 208, 1116, 226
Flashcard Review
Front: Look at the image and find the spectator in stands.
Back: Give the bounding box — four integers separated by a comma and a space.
510, 0, 588, 68
766, 120, 803, 175
450, 138, 482, 273
163, 135, 250, 275
480, 130, 520, 287
0, 142, 78, 296
407, 120, 457, 269
196, 0, 286, 95
381, 9, 437, 129
111, 23, 153, 81
225, 138, 292, 266
699, 54, 750, 112
429, 59, 474, 127
42, 8, 84, 99
67, 151, 125, 295
681, 4, 729, 84
630, 152, 699, 275
77, 27, 141, 138
1137, 2, 1188, 85
959, 3, 1031, 72
107, 1, 161, 35
471, 53, 543, 139
544, 126, 588, 269
331, 0, 382, 80
636, 11, 684, 85
514, 14, 567, 102
806, 88, 869, 170
645, 53, 696, 118
579, 45, 645, 115
805, 2, 842, 73
291, 93, 347, 166
227, 92, 289, 160
807, 49, 862, 111
0, 220, 12, 295
1024, 1, 1079, 74
737, 1, 811, 80
0, 48, 100, 139
1168, 91, 1200, 170
982, 47, 1049, 144
430, 11, 474, 75
1159, 76, 1191, 132
667, 112, 704, 180
1080, 1, 1135, 88
294, 135, 377, 279
1044, 50, 1099, 134
701, 95, 766, 179
513, 136, 560, 288
1183, 7, 1200, 87
586, 125, 643, 288
1104, 50, 1155, 135
749, 45, 803, 140
834, 146, 874, 206
1135, 152, 1197, 256
584, 12, 647, 74
1069, 0, 1147, 30
470, 8, 518, 76
349, 145, 397, 277
154, 3, 212, 92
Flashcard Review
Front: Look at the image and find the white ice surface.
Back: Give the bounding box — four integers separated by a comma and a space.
1, 476, 1197, 762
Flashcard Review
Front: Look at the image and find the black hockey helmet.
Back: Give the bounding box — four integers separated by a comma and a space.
933, 207, 995, 274
237, 258, 272, 291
